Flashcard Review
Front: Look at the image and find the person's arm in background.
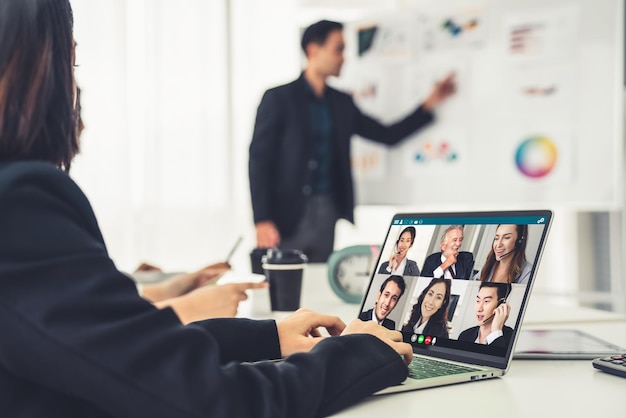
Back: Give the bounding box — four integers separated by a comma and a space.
154, 281, 268, 324
139, 261, 231, 302
138, 262, 268, 322
421, 73, 456, 112
249, 89, 282, 248
354, 73, 456, 145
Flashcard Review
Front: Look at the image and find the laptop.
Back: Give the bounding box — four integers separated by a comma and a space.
357, 210, 552, 394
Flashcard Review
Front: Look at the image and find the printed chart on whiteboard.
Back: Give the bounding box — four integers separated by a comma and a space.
332, 0, 622, 209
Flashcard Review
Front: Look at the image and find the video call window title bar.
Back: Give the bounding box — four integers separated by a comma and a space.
393, 216, 547, 226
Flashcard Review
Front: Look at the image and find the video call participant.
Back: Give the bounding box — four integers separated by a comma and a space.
378, 226, 420, 276
401, 278, 452, 339
248, 19, 456, 263
360, 275, 407, 330
421, 225, 474, 280
474, 224, 531, 284
0, 2, 415, 416
458, 282, 513, 348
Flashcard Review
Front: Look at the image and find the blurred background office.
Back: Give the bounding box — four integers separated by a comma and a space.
70, 0, 625, 313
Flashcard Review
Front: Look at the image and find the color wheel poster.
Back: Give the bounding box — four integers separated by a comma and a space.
332, 0, 620, 208
498, 125, 573, 186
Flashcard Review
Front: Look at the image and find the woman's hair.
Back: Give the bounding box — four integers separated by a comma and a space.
76, 86, 84, 139
402, 278, 451, 333
0, 0, 78, 170
398, 226, 416, 244
479, 224, 529, 283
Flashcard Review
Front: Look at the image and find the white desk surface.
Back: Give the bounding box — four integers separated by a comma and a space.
241, 264, 626, 418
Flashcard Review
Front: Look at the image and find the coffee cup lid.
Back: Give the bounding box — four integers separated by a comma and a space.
262, 248, 308, 265
250, 248, 268, 256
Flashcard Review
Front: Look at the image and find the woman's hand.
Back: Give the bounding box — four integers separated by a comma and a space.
156, 282, 268, 324
276, 308, 345, 357
141, 262, 231, 302
388, 252, 399, 270
341, 319, 413, 365
168, 262, 231, 296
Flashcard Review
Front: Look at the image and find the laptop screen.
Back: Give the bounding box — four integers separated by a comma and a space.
358, 210, 552, 370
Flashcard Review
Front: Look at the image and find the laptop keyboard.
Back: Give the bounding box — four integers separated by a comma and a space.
408, 356, 482, 380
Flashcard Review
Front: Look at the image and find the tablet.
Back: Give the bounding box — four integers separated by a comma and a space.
514, 329, 625, 359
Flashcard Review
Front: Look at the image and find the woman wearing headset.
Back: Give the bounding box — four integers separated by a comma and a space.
378, 226, 420, 276
474, 224, 531, 284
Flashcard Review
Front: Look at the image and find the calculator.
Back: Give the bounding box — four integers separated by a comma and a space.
592, 354, 626, 378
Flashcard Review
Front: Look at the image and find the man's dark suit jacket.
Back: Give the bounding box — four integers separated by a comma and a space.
0, 161, 408, 418
421, 251, 475, 280
359, 309, 396, 330
458, 325, 514, 349
249, 74, 434, 238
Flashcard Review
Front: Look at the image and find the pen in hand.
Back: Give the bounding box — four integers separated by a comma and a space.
225, 236, 243, 264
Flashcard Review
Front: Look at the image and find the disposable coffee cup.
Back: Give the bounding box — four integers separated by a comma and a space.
262, 248, 308, 311
250, 248, 268, 275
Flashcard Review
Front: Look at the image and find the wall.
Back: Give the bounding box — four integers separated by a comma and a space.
68, 0, 625, 311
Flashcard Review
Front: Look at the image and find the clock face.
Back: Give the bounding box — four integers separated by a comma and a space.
334, 254, 372, 296
328, 245, 380, 304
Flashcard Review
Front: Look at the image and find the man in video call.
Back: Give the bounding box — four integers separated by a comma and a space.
458, 282, 513, 348
422, 225, 474, 280
359, 275, 406, 330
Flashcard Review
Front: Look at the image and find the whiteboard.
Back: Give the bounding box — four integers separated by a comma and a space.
331, 0, 624, 210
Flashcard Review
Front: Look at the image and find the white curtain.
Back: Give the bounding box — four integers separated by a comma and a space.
71, 0, 235, 272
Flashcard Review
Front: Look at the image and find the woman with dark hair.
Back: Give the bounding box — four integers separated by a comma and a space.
0, 1, 412, 416
474, 224, 531, 284
378, 226, 421, 276
402, 278, 451, 339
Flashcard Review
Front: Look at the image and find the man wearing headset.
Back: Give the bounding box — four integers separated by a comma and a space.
458, 282, 513, 348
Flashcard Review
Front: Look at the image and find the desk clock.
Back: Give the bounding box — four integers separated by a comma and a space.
327, 245, 380, 304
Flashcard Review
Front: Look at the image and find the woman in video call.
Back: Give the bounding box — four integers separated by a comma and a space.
401, 278, 451, 339
458, 282, 513, 348
0, 1, 414, 416
474, 224, 532, 284
378, 226, 420, 276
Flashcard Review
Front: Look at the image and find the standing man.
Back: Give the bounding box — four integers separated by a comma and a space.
249, 20, 456, 262
359, 275, 407, 330
422, 225, 475, 280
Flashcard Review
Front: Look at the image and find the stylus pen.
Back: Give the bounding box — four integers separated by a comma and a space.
225, 236, 243, 264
